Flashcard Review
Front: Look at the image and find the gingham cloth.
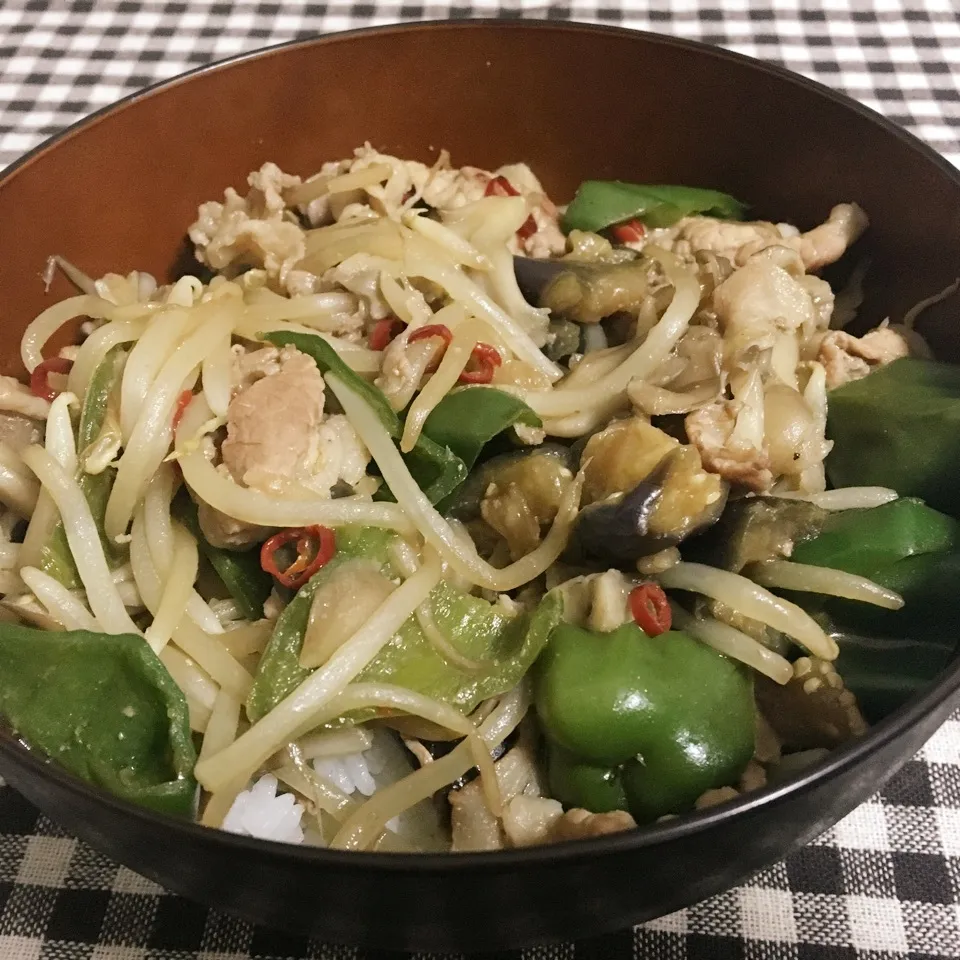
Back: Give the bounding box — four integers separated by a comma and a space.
0, 2, 959, 958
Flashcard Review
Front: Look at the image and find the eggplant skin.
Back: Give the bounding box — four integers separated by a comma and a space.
569, 417, 728, 565
569, 482, 664, 564
443, 444, 576, 524
683, 496, 828, 573
513, 254, 650, 325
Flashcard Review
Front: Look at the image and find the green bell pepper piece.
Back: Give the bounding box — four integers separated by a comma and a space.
173, 495, 273, 622
247, 525, 396, 721
40, 345, 127, 588
0, 622, 197, 817
547, 744, 629, 814
261, 329, 539, 507
826, 358, 960, 517
786, 498, 960, 718
247, 525, 562, 725
562, 181, 746, 233
421, 387, 541, 474
535, 622, 755, 822
791, 498, 958, 577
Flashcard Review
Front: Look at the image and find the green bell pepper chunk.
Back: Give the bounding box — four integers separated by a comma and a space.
0, 622, 197, 817
790, 498, 957, 577
535, 622, 755, 822
547, 744, 629, 813
173, 495, 273, 622
41, 345, 127, 587
562, 181, 746, 233
826, 358, 960, 517
248, 525, 562, 725
788, 498, 960, 720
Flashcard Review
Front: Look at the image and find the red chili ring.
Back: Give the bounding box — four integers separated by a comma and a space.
30, 357, 74, 402
260, 525, 336, 590
484, 175, 520, 198
516, 214, 538, 242
629, 582, 672, 637
368, 316, 404, 351
458, 342, 502, 385
408, 323, 454, 373
611, 219, 646, 244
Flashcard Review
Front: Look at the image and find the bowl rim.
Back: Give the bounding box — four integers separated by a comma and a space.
2, 16, 959, 872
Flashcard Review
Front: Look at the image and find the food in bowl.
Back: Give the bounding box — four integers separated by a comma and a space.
0, 144, 956, 853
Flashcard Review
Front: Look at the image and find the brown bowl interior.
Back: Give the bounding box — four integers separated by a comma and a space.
1, 21, 960, 950
1, 21, 959, 377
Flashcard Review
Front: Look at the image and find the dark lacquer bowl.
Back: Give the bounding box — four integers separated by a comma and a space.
1, 20, 959, 952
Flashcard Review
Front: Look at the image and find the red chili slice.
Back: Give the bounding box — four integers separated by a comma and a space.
408, 323, 454, 373
368, 316, 404, 351
629, 582, 672, 637
484, 175, 520, 198
611, 219, 646, 244
458, 342, 502, 385
516, 214, 538, 241
171, 389, 194, 433
260, 525, 336, 590
30, 357, 73, 402
408, 323, 454, 347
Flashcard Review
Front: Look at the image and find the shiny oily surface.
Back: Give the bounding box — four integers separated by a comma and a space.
1, 20, 960, 952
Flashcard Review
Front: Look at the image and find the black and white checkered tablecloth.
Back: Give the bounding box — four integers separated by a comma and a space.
1, 2, 959, 958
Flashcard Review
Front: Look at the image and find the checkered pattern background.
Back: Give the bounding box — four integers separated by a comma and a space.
0, 1, 959, 957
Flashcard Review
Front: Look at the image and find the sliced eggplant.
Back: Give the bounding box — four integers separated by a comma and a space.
513, 255, 651, 324
684, 496, 828, 573
569, 418, 727, 564
444, 444, 576, 524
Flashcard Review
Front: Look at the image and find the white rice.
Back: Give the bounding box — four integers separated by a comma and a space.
222, 730, 448, 849
313, 742, 384, 797
221, 774, 305, 844
313, 734, 400, 831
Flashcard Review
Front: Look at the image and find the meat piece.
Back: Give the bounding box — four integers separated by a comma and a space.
323, 253, 395, 322
449, 783, 504, 852
713, 248, 819, 363
196, 499, 272, 551
0, 412, 42, 451
587, 569, 634, 633
694, 786, 739, 810
685, 401, 773, 493
0, 376, 50, 421
548, 808, 637, 842
491, 163, 566, 258
306, 146, 565, 255
817, 327, 911, 389
789, 203, 869, 272
189, 162, 309, 293
232, 344, 283, 391
449, 733, 545, 852
419, 163, 488, 210
673, 217, 784, 266
672, 203, 868, 273
221, 346, 370, 495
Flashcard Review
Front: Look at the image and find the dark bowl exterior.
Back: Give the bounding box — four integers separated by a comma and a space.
1, 20, 959, 952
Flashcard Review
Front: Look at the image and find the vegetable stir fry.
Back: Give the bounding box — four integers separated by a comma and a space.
0, 145, 956, 852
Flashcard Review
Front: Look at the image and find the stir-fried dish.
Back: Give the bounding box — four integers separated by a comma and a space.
1, 146, 958, 852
